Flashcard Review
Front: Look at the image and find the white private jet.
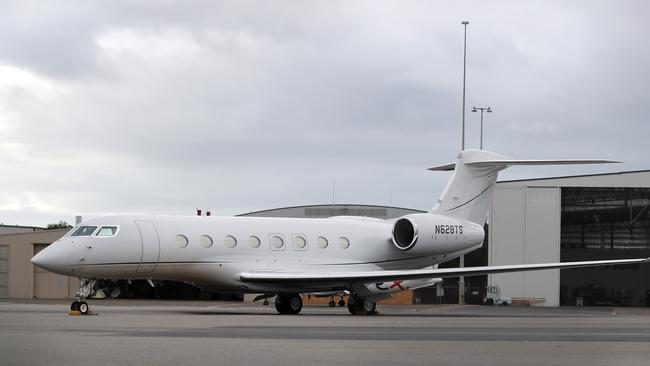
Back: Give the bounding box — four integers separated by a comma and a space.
31, 150, 650, 315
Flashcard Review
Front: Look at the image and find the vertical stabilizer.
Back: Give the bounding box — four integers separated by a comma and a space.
430, 150, 510, 225
428, 150, 620, 225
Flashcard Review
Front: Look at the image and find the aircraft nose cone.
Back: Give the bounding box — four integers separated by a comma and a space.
31, 243, 76, 276
31, 247, 56, 270
31, 250, 45, 266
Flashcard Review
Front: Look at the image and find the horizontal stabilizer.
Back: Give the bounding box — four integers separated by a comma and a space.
466, 159, 622, 167
429, 159, 621, 171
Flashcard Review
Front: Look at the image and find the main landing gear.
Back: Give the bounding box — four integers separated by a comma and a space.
347, 295, 377, 315
328, 296, 336, 307
329, 296, 347, 307
275, 293, 303, 315
70, 278, 95, 315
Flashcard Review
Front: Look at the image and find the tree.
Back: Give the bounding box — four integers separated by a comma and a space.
46, 221, 72, 230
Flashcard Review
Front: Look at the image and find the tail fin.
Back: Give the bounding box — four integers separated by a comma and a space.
429, 150, 620, 225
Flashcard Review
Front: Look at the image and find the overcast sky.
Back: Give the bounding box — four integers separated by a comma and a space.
1, 1, 649, 226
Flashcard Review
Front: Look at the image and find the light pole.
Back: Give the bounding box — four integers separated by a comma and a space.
459, 20, 469, 306
472, 106, 492, 150
461, 20, 469, 151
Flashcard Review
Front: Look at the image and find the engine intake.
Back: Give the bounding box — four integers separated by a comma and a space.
392, 217, 418, 250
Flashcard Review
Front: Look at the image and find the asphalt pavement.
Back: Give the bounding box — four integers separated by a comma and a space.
1, 300, 649, 366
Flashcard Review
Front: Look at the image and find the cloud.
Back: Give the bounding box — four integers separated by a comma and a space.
0, 1, 648, 226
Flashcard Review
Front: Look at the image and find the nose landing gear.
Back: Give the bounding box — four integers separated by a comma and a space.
70, 300, 90, 315
70, 278, 96, 315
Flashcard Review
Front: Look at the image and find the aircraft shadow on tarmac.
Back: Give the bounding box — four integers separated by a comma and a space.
172, 306, 600, 318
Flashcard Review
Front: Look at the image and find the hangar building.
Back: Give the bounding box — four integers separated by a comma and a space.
489, 170, 650, 307
0, 228, 78, 299
1, 171, 649, 306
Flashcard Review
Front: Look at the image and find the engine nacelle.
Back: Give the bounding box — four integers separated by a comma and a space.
391, 213, 484, 255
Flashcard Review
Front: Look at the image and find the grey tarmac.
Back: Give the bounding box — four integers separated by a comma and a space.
1, 300, 649, 366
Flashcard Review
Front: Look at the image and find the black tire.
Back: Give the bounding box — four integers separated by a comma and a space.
338, 299, 346, 307
78, 301, 89, 315
274, 295, 289, 314
328, 300, 336, 307
347, 297, 361, 315
287, 294, 303, 314
347, 296, 378, 316
70, 301, 80, 311
485, 298, 494, 306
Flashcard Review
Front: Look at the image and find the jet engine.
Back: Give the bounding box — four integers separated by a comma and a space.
391, 213, 484, 255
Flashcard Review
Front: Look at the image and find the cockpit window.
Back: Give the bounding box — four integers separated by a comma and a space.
96, 226, 118, 237
70, 226, 98, 236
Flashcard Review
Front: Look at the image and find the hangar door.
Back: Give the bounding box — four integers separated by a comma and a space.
33, 244, 70, 299
0, 246, 8, 298
489, 186, 561, 306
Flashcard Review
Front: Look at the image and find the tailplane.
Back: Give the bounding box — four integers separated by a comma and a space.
429, 150, 620, 225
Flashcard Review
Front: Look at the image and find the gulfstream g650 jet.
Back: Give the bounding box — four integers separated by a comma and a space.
31, 150, 649, 315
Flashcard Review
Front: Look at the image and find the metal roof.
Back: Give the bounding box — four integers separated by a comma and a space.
497, 169, 650, 184
0, 224, 46, 229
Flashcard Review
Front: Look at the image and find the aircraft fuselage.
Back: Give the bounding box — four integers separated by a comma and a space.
34, 214, 484, 293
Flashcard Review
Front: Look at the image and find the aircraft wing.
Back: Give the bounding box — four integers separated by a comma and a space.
240, 257, 649, 285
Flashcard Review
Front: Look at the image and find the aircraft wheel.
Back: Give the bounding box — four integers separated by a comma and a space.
347, 296, 364, 315
274, 295, 289, 314
287, 294, 303, 315
347, 300, 363, 315
328, 300, 336, 307
362, 299, 377, 314
78, 301, 89, 315
347, 296, 376, 315
70, 301, 80, 311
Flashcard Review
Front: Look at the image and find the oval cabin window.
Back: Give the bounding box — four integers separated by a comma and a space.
200, 235, 213, 248
338, 237, 350, 249
317, 236, 328, 249
248, 235, 261, 248
271, 235, 284, 250
224, 235, 237, 248
175, 234, 189, 248
293, 235, 307, 250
